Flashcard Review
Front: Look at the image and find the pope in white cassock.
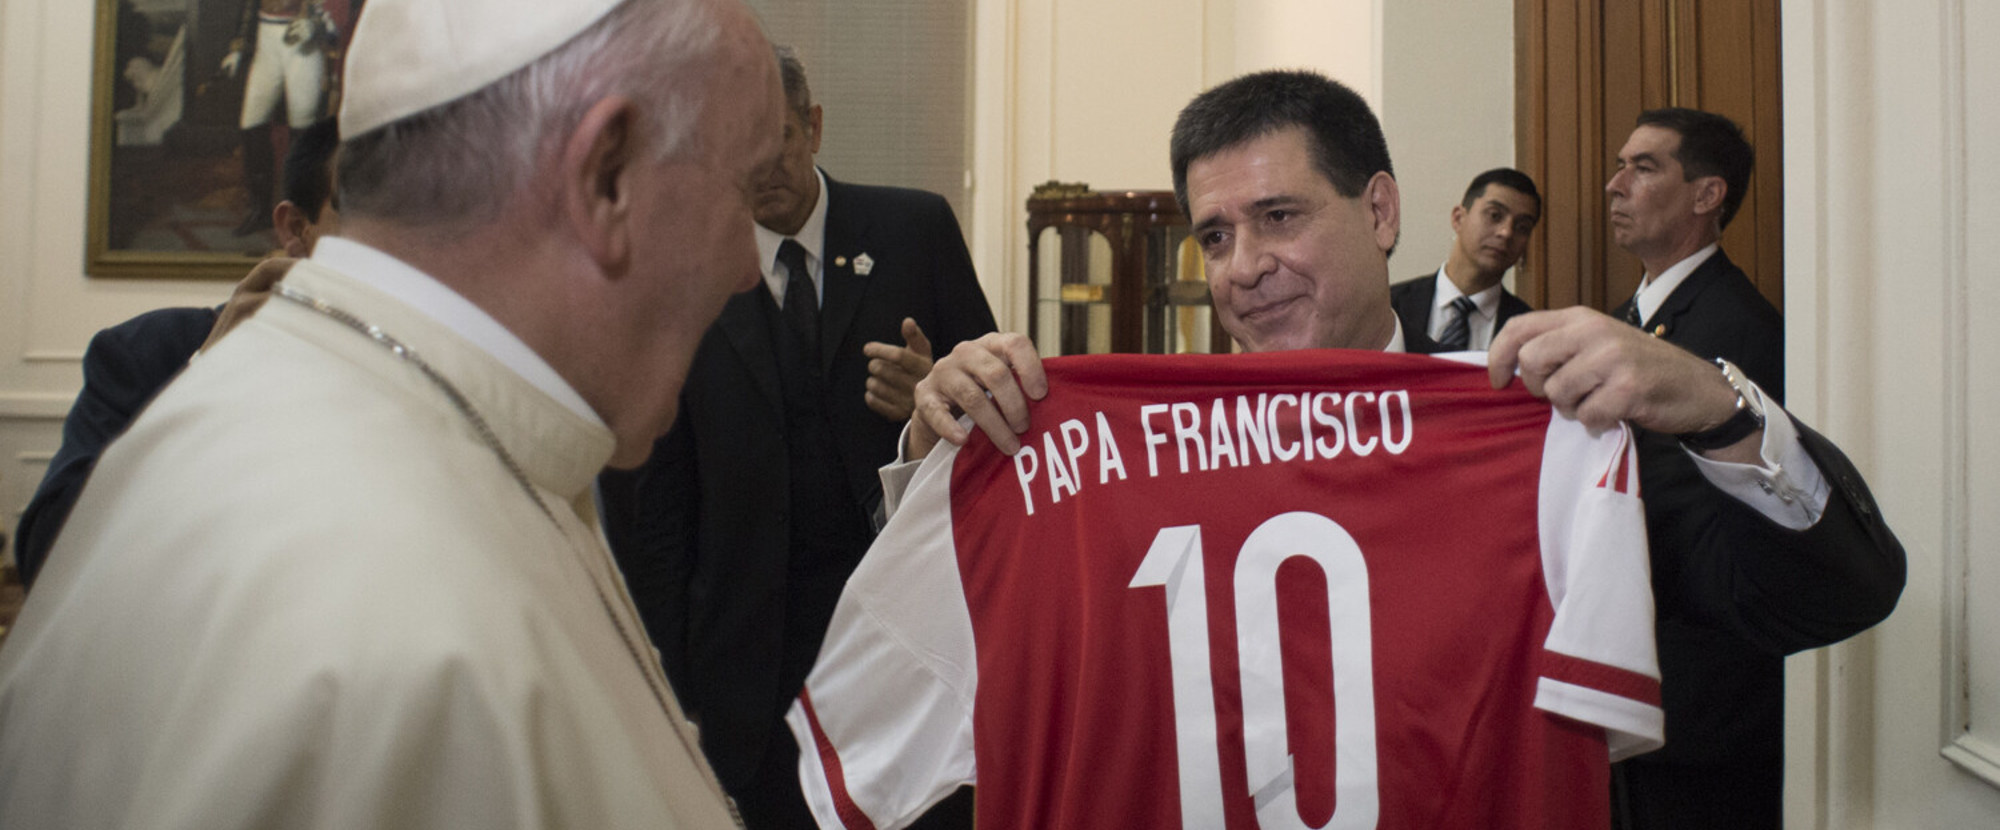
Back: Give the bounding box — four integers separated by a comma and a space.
0, 0, 784, 827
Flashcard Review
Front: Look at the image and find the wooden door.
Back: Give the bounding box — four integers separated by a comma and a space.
1515, 0, 1785, 313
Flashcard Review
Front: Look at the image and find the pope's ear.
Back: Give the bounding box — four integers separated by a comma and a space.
563, 96, 641, 274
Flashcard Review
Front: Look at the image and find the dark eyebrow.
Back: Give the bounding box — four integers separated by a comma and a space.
1250, 195, 1305, 213
1192, 194, 1306, 237
1191, 215, 1225, 238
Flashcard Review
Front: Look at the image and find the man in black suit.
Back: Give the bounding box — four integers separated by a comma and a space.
596, 47, 995, 829
13, 118, 340, 586
910, 73, 1903, 829
1390, 167, 1539, 350
1600, 106, 1874, 829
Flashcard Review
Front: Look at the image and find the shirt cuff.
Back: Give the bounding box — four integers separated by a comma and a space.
878, 422, 923, 523
1684, 382, 1831, 530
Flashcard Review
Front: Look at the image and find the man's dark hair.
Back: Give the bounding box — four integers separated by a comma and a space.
774, 45, 812, 121
1461, 167, 1541, 213
282, 118, 340, 222
1635, 107, 1754, 230
1170, 70, 1394, 218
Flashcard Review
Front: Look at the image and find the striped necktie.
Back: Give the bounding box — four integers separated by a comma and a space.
1437, 296, 1477, 351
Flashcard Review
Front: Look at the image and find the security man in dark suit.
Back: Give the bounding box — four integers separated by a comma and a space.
1389, 167, 1540, 350
1602, 106, 1881, 829
597, 47, 995, 829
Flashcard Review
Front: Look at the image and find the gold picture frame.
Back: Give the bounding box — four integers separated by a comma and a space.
85, 0, 355, 279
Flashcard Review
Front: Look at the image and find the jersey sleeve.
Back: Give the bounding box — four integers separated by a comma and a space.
1532, 415, 1666, 761
786, 443, 978, 830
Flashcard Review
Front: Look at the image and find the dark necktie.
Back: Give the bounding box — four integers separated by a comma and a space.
1437, 296, 1477, 351
777, 239, 819, 355
1624, 300, 1644, 328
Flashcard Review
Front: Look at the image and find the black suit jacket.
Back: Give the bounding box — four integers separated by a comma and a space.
1607, 250, 1904, 828
1389, 272, 1533, 348
599, 176, 997, 800
16, 306, 217, 585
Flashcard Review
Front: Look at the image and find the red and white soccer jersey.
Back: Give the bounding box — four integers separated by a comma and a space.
788, 350, 1662, 829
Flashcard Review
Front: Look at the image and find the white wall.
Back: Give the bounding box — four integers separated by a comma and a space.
1781, 0, 2000, 825
1380, 0, 1517, 291
968, 0, 1214, 334
1233, 0, 1380, 102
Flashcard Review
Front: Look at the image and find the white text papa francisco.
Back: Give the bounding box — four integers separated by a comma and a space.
1006, 390, 1413, 516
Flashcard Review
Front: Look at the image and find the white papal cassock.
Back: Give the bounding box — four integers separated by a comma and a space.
0, 244, 739, 828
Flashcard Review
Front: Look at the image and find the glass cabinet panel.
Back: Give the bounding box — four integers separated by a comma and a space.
1033, 225, 1114, 356
1026, 182, 1232, 356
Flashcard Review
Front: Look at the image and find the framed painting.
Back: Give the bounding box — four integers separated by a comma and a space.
85, 0, 361, 279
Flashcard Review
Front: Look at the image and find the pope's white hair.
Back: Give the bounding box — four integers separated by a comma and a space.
337, 0, 729, 229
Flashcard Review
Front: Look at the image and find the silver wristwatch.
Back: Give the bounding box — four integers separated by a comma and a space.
1675, 358, 1766, 450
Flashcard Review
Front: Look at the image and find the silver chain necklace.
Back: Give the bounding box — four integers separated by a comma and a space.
274, 285, 742, 824
278, 285, 557, 525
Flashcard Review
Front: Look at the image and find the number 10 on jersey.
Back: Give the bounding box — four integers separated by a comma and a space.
1129, 512, 1380, 829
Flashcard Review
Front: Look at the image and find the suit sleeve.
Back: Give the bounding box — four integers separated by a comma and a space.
1642, 415, 1905, 655
1641, 262, 1902, 655
788, 444, 977, 830
1494, 290, 1535, 335
598, 416, 700, 690
1533, 416, 1664, 761
1387, 277, 1430, 343
914, 196, 996, 355
16, 309, 211, 585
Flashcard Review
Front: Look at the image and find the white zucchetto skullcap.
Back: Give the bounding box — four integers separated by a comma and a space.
339, 0, 626, 138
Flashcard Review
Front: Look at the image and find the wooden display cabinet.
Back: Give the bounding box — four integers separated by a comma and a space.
1025, 182, 1233, 356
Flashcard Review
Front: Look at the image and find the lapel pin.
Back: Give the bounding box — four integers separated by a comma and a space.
853, 253, 874, 275
1652, 324, 1668, 337
833, 256, 847, 268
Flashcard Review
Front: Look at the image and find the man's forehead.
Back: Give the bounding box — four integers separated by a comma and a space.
1623, 125, 1682, 160
1477, 185, 1538, 216
1186, 132, 1324, 222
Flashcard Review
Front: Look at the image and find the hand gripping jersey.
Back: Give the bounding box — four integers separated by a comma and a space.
788, 350, 1663, 829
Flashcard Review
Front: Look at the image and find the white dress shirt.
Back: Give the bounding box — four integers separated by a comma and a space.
1426, 267, 1506, 350
754, 168, 831, 308
1626, 242, 1827, 528
1632, 242, 1718, 326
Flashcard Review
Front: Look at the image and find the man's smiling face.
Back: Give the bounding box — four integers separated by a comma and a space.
1187, 126, 1399, 353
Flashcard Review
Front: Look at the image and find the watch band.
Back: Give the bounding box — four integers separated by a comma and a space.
1675, 358, 1766, 451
